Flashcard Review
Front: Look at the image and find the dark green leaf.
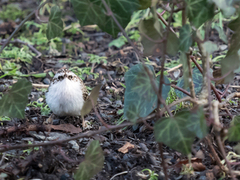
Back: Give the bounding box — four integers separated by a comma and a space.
179, 51, 189, 88
138, 0, 151, 10
186, 106, 208, 139
124, 63, 170, 123
46, 6, 63, 40
228, 115, 240, 142
139, 17, 164, 56
221, 14, 240, 83
71, 0, 139, 37
166, 31, 179, 56
176, 68, 203, 98
154, 108, 208, 155
81, 84, 102, 117
0, 79, 32, 118
154, 111, 195, 155
186, 0, 215, 28
179, 24, 192, 52
74, 140, 104, 180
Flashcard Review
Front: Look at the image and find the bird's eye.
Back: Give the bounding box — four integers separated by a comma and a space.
58, 76, 63, 80
68, 75, 72, 80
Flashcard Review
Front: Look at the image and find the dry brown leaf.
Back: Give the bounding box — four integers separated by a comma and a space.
174, 157, 206, 172
51, 124, 82, 134
118, 142, 134, 154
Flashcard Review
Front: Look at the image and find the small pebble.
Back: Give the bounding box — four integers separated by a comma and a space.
43, 78, 51, 85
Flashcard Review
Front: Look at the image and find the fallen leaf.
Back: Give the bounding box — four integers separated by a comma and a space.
173, 157, 206, 172
51, 124, 82, 134
118, 142, 134, 154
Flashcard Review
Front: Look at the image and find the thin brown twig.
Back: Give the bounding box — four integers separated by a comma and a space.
157, 3, 175, 119
0, 1, 49, 54
90, 97, 112, 129
0, 118, 149, 153
171, 84, 192, 97
156, 12, 176, 35
159, 143, 169, 180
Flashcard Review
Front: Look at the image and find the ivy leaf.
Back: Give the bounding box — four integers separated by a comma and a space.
74, 140, 104, 180
186, 0, 215, 28
179, 24, 193, 52
71, 0, 139, 37
46, 6, 63, 40
176, 68, 203, 98
154, 108, 207, 155
202, 41, 218, 55
81, 84, 102, 117
139, 17, 164, 56
186, 106, 208, 139
166, 31, 179, 56
0, 79, 32, 118
124, 63, 170, 123
221, 13, 240, 83
214, 25, 228, 44
179, 51, 189, 88
154, 111, 195, 155
228, 116, 240, 142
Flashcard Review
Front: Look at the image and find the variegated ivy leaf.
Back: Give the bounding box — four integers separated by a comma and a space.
46, 6, 63, 40
71, 0, 140, 37
124, 63, 170, 123
154, 107, 207, 155
0, 79, 32, 118
74, 140, 104, 180
176, 68, 203, 98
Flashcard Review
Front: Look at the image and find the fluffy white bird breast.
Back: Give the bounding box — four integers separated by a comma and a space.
46, 69, 86, 116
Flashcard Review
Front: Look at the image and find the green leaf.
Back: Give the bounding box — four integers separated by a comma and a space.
46, 6, 63, 40
186, 106, 208, 139
74, 140, 104, 180
202, 41, 218, 55
71, 0, 140, 37
186, 0, 215, 28
179, 24, 193, 52
138, 0, 151, 10
211, 0, 236, 18
179, 51, 189, 88
81, 84, 102, 117
124, 63, 170, 123
139, 17, 164, 56
0, 79, 32, 118
154, 111, 195, 155
221, 14, 240, 83
176, 68, 203, 98
214, 25, 228, 44
154, 108, 207, 155
228, 115, 240, 142
108, 36, 127, 48
166, 31, 179, 56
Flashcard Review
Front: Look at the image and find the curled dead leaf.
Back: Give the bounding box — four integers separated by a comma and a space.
118, 142, 134, 154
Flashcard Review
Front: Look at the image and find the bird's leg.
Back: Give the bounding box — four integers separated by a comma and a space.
82, 116, 85, 128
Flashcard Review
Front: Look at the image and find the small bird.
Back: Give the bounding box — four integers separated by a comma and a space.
46, 68, 88, 126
